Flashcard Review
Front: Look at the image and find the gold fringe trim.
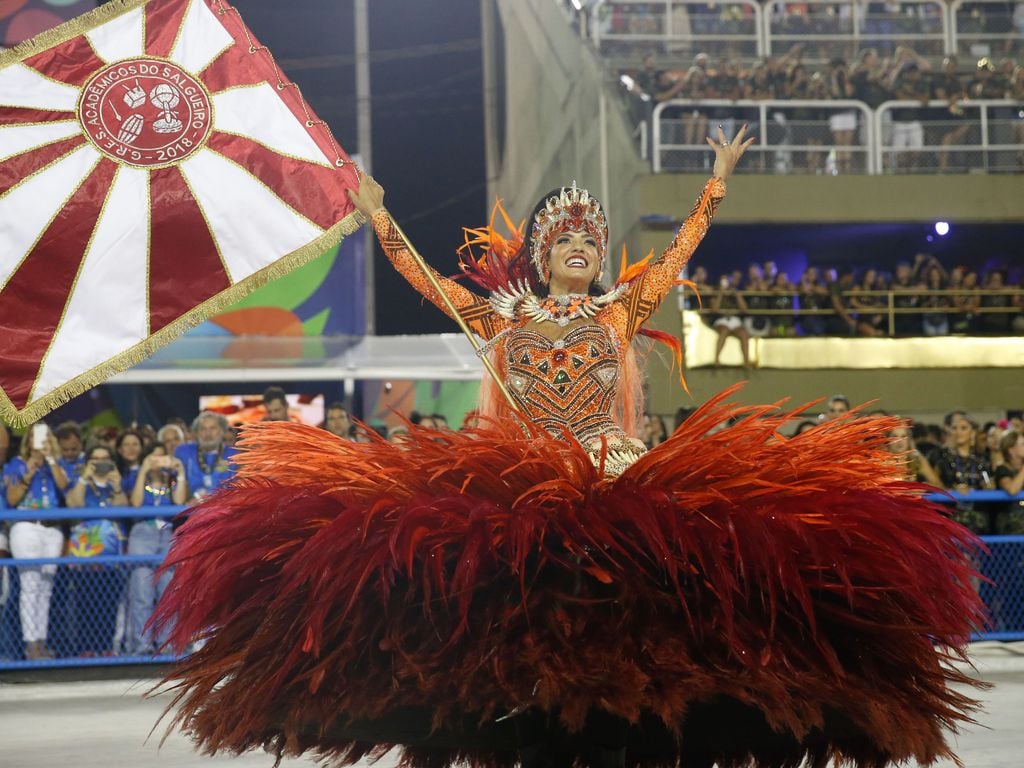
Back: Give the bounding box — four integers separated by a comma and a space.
0, 0, 151, 70
0, 210, 365, 428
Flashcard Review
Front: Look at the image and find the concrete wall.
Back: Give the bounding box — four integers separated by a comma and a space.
494, 0, 648, 267
639, 173, 1024, 223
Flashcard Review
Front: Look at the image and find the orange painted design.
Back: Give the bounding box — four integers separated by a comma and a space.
619, 176, 725, 339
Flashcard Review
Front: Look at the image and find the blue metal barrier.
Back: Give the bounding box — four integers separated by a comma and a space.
1, 505, 185, 670
2, 492, 1023, 669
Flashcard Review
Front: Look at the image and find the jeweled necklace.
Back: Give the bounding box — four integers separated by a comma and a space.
532, 294, 598, 327
489, 281, 627, 326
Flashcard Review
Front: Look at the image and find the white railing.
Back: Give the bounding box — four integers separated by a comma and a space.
593, 0, 765, 59
950, 0, 1021, 59
592, 0, 1019, 62
652, 98, 876, 173
874, 99, 1023, 174
764, 1, 949, 63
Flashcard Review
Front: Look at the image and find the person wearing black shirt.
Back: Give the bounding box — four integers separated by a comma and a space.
995, 430, 1024, 532
979, 270, 1013, 335
891, 261, 922, 336
934, 411, 995, 532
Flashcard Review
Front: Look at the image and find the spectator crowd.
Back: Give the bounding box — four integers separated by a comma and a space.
685, 255, 1023, 365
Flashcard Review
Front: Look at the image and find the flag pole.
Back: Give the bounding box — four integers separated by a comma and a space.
378, 214, 522, 416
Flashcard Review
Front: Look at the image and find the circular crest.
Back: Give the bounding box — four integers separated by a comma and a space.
78, 58, 213, 168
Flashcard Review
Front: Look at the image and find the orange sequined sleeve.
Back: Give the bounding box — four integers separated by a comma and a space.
372, 210, 510, 341
619, 177, 726, 339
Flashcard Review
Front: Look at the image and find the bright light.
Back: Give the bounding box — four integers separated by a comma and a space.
935, 221, 950, 236
570, 0, 583, 9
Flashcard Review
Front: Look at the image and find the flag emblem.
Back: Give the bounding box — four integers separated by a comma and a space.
79, 58, 213, 167
0, 0, 361, 426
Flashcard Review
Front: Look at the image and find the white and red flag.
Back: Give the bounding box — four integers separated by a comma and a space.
0, 0, 362, 426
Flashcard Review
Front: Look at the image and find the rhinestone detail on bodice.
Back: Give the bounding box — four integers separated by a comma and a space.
504, 324, 621, 445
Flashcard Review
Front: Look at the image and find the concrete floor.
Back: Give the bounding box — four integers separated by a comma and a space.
2, 653, 1023, 768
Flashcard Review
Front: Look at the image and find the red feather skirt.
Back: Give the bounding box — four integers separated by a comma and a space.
153, 388, 984, 768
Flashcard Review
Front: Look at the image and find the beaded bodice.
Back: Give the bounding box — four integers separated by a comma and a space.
504, 324, 621, 445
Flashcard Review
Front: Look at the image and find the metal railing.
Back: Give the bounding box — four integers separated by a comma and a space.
651, 98, 1022, 175
764, 0, 949, 63
692, 288, 1023, 337
1, 494, 1021, 668
592, 0, 1020, 62
652, 98, 876, 173
950, 0, 1023, 60
875, 99, 1024, 174
593, 0, 764, 61
1, 506, 183, 668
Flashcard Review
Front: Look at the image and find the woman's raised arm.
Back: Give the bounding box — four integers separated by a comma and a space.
620, 125, 755, 339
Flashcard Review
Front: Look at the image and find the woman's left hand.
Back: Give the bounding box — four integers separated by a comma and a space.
706, 123, 756, 181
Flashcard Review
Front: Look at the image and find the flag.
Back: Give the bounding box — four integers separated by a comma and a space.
0, 0, 362, 427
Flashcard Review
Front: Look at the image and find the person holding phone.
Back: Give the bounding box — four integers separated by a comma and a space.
2, 422, 69, 660
126, 444, 187, 655
65, 445, 129, 656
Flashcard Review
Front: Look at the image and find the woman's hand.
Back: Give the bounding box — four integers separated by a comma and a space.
347, 172, 386, 218
706, 123, 756, 181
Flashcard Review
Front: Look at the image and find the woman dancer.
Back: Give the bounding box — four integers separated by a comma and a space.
155, 128, 983, 768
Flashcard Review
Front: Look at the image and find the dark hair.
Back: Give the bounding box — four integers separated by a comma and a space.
828, 394, 851, 409
793, 419, 817, 436
943, 410, 968, 428
326, 401, 348, 415
54, 421, 82, 441
263, 386, 288, 406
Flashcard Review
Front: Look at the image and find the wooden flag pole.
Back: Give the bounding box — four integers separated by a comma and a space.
378, 213, 523, 416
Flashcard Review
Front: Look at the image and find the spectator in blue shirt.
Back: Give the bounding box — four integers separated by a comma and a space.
65, 445, 129, 656
54, 421, 85, 493
115, 429, 146, 498
175, 412, 237, 502
125, 444, 187, 655
3, 423, 69, 660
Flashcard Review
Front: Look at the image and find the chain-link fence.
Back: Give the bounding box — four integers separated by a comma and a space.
2, 496, 1023, 668
1, 506, 182, 668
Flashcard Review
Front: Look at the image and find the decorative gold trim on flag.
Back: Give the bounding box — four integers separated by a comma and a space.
0, 209, 365, 427
0, 0, 152, 70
